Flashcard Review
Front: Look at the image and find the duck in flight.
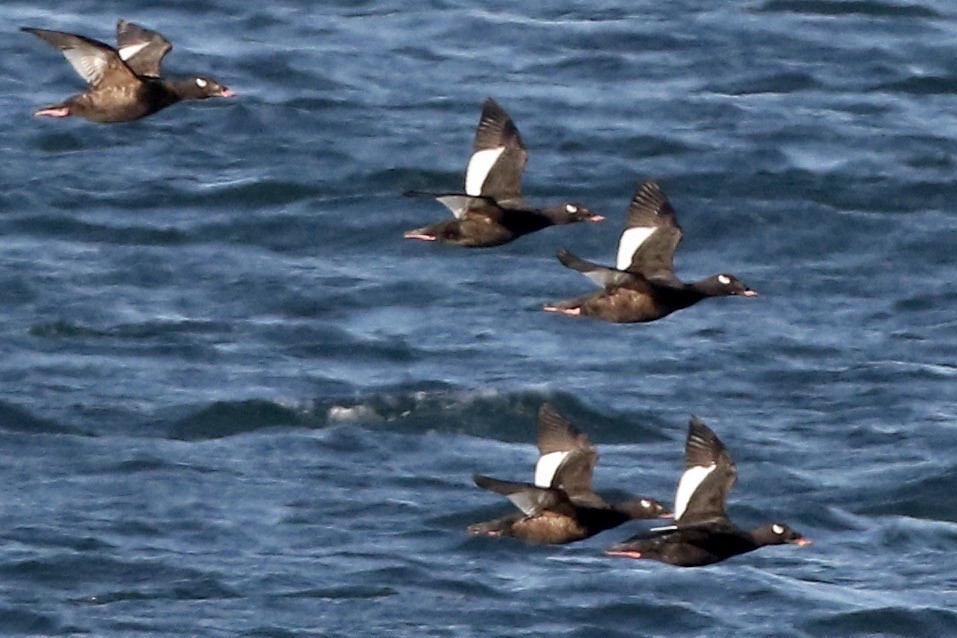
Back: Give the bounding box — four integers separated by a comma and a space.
22, 19, 233, 122
404, 98, 602, 247
605, 417, 810, 567
468, 403, 669, 544
544, 179, 756, 322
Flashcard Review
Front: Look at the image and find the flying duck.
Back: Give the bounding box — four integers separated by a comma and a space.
22, 19, 233, 122
544, 179, 756, 322
404, 98, 602, 247
605, 417, 810, 567
468, 403, 668, 544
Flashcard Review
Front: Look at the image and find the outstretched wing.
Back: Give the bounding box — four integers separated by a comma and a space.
465, 98, 527, 201
22, 27, 138, 88
116, 19, 171, 77
616, 180, 682, 279
534, 403, 597, 496
673, 417, 737, 525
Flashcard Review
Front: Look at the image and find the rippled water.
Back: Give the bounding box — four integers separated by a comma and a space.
1, 1, 957, 636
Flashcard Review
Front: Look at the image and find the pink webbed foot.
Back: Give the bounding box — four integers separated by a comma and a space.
403, 231, 436, 241
605, 549, 643, 559
35, 106, 70, 118
543, 305, 581, 316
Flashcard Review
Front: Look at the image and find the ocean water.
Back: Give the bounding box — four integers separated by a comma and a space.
1, 0, 956, 635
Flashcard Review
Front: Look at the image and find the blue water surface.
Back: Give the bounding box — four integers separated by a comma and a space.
1, 0, 956, 636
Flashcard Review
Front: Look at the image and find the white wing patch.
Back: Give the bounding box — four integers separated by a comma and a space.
534, 451, 570, 488
465, 147, 505, 196
616, 226, 656, 270
673, 464, 716, 521
118, 42, 150, 61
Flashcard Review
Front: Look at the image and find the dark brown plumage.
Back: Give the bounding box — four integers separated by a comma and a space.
22, 20, 233, 123
403, 196, 600, 248
404, 98, 602, 247
545, 179, 756, 322
468, 475, 667, 544
604, 417, 810, 567
468, 404, 669, 544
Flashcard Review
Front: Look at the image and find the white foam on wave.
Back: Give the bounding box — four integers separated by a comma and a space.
328, 404, 382, 423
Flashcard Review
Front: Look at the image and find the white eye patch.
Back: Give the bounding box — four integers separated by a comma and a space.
640, 499, 651, 508
565, 204, 578, 214
718, 274, 732, 285
772, 524, 785, 535
195, 78, 208, 88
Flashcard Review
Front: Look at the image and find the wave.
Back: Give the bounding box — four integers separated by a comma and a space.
30, 319, 228, 340
755, 0, 941, 18
0, 608, 59, 635
11, 216, 188, 247
165, 386, 673, 442
706, 71, 822, 96
855, 464, 957, 523
168, 399, 307, 441
872, 75, 957, 96
804, 606, 957, 637
0, 400, 87, 436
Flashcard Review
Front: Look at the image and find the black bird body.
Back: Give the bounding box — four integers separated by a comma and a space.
469, 404, 668, 544
22, 20, 232, 122
468, 475, 665, 544
546, 180, 755, 322
405, 196, 597, 248
605, 418, 809, 567
404, 98, 601, 247
608, 520, 805, 567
